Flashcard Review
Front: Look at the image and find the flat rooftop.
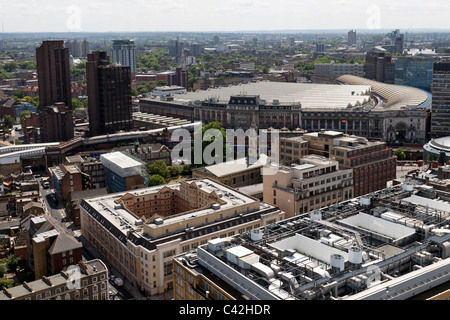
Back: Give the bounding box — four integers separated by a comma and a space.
195, 155, 268, 178
100, 151, 144, 177
82, 178, 257, 237
178, 182, 450, 300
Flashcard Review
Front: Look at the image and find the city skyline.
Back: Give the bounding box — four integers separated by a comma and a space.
0, 0, 449, 33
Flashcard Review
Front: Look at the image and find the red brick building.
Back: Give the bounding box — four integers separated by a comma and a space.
281, 130, 397, 197
22, 214, 82, 279
156, 68, 188, 89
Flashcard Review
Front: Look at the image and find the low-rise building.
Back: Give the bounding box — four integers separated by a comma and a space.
22, 201, 44, 218
315, 62, 364, 78
263, 155, 354, 218
67, 188, 108, 227
101, 151, 147, 193
48, 163, 84, 201
192, 156, 267, 188
21, 214, 83, 279
0, 259, 109, 300
112, 143, 172, 166
152, 86, 187, 97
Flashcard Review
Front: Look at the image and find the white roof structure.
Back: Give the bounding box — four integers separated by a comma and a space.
172, 81, 371, 110
101, 151, 143, 178
402, 195, 450, 214
269, 233, 349, 264
337, 75, 431, 110
197, 155, 268, 178
338, 213, 416, 241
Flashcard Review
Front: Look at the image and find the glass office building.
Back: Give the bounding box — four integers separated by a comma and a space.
431, 61, 450, 138
394, 55, 434, 92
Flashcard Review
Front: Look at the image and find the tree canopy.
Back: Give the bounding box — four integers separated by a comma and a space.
395, 148, 406, 161
148, 160, 170, 179
71, 98, 84, 110
3, 115, 14, 129
148, 174, 167, 187
195, 122, 229, 166
20, 110, 31, 128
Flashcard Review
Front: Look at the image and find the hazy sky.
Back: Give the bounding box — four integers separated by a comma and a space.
0, 0, 449, 33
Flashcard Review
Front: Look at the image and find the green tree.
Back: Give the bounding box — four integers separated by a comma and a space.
20, 110, 31, 128
0, 69, 14, 79
0, 262, 7, 277
71, 61, 87, 81
11, 89, 25, 100
148, 160, 171, 179
3, 115, 14, 129
5, 254, 21, 270
395, 148, 406, 161
196, 122, 229, 166
168, 166, 181, 177
181, 164, 192, 175
156, 80, 168, 87
17, 60, 36, 70
148, 174, 166, 186
71, 98, 84, 111
137, 84, 148, 94
131, 88, 139, 97
2, 62, 17, 73
0, 278, 14, 290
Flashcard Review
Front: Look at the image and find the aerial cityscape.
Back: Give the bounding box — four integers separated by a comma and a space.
0, 0, 450, 311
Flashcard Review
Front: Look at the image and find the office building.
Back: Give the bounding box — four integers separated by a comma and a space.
174, 182, 450, 300
348, 30, 356, 46
101, 151, 147, 193
36, 41, 73, 142
86, 51, 133, 136
190, 43, 202, 57
79, 178, 285, 296
39, 102, 74, 143
280, 130, 396, 197
263, 155, 354, 218
0, 259, 108, 300
156, 68, 188, 89
112, 40, 136, 74
388, 29, 404, 54
430, 61, 450, 138
36, 41, 72, 110
168, 39, 184, 58
365, 48, 395, 84
65, 39, 89, 58
315, 62, 364, 78
395, 55, 434, 91
316, 43, 325, 52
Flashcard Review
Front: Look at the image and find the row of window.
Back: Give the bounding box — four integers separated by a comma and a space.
26, 279, 107, 300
